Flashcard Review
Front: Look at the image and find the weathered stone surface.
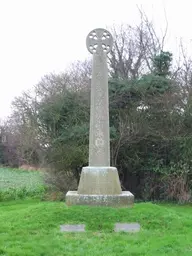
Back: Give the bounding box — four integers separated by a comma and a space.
114, 223, 140, 232
65, 191, 134, 207
86, 29, 113, 166
65, 28, 134, 207
86, 28, 113, 55
78, 167, 121, 195
60, 224, 85, 232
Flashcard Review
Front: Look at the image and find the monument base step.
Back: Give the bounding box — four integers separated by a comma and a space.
65, 191, 134, 207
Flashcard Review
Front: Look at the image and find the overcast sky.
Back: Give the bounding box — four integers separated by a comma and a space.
0, 0, 192, 119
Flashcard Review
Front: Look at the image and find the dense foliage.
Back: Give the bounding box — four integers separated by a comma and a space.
1, 21, 192, 202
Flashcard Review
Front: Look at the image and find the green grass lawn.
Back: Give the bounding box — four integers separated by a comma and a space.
1, 167, 192, 255
0, 200, 192, 256
0, 168, 45, 201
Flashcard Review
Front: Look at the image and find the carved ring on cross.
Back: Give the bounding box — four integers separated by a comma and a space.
86, 28, 113, 54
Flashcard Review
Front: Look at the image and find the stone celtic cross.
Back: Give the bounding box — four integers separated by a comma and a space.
65, 28, 134, 207
86, 28, 113, 166
86, 28, 113, 54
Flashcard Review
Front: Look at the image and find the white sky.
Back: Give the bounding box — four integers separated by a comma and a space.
0, 0, 192, 119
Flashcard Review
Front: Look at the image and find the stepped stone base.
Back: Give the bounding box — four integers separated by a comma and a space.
65, 191, 134, 207
65, 166, 134, 207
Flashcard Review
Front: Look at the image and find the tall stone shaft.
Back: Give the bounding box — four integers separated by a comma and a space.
89, 50, 110, 166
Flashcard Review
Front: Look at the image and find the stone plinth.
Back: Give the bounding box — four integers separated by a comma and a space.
78, 167, 121, 195
66, 191, 134, 207
66, 166, 134, 207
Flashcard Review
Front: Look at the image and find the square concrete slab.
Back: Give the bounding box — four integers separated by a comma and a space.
60, 224, 85, 232
114, 223, 140, 232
